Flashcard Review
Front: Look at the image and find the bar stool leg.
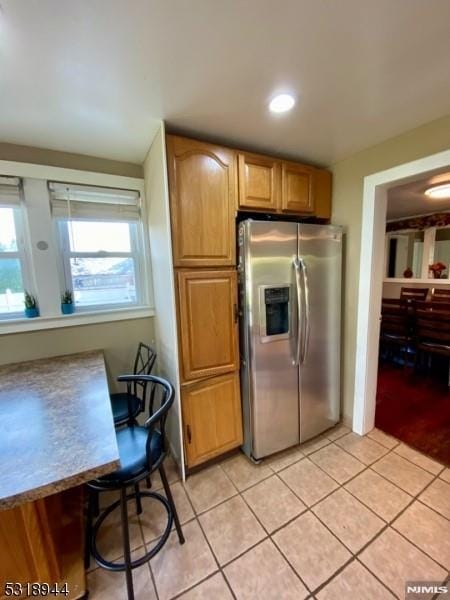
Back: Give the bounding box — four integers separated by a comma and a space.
134, 483, 142, 515
120, 487, 134, 600
84, 490, 94, 569
159, 464, 184, 544
93, 489, 100, 517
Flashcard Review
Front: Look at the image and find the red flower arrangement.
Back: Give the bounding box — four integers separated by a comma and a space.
429, 262, 447, 278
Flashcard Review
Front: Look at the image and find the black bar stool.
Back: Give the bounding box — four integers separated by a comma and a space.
85, 375, 185, 600
110, 343, 157, 427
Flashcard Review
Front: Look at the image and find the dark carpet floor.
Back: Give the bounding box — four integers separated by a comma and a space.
375, 362, 450, 467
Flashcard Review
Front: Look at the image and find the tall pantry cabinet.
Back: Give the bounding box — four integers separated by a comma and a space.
166, 135, 243, 468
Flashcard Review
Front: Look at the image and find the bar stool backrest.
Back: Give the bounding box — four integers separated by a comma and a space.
131, 343, 157, 400
117, 374, 174, 469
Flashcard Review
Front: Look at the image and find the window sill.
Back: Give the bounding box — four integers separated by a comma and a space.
0, 306, 155, 335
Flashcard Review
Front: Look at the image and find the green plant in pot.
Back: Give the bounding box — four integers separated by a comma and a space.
24, 291, 39, 318
61, 290, 75, 314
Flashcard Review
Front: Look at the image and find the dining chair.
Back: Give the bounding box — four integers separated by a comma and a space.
415, 308, 450, 375
400, 287, 429, 303
379, 302, 412, 366
86, 375, 184, 600
431, 287, 450, 302
414, 300, 450, 312
110, 343, 157, 427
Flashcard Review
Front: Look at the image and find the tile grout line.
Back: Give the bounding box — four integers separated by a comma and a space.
195, 435, 447, 596
207, 437, 448, 597
89, 429, 448, 600
233, 471, 311, 595
168, 446, 448, 600
216, 445, 397, 597
235, 440, 447, 597
180, 474, 238, 600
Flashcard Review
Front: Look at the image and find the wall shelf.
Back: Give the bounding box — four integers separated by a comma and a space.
384, 278, 450, 284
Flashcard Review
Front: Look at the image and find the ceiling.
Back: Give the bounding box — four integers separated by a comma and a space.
1, 0, 450, 165
387, 170, 450, 219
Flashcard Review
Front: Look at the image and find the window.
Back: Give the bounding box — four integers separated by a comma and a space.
0, 177, 27, 317
50, 183, 146, 310
0, 173, 150, 327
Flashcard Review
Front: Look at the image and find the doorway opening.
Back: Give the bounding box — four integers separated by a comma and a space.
353, 149, 450, 467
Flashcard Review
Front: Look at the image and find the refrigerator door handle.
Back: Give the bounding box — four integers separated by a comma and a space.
299, 257, 310, 364
293, 257, 302, 366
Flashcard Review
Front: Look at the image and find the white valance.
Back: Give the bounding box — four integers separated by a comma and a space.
49, 182, 141, 222
0, 176, 22, 207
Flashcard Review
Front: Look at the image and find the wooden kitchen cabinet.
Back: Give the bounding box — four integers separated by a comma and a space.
0, 488, 85, 600
177, 269, 239, 382
181, 372, 243, 467
166, 135, 237, 267
314, 168, 332, 220
238, 152, 280, 211
280, 160, 315, 214
237, 150, 330, 217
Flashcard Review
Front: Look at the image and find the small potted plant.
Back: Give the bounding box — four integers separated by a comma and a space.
61, 290, 75, 314
24, 291, 39, 318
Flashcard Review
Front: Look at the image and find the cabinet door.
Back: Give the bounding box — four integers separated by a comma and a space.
178, 270, 239, 381
182, 372, 243, 467
314, 168, 332, 220
166, 135, 236, 267
238, 152, 280, 211
281, 161, 315, 214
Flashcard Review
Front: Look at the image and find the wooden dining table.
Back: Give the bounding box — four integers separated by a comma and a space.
0, 351, 119, 598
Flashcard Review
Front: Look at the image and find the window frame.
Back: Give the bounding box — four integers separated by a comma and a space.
56, 217, 147, 311
0, 204, 33, 319
0, 162, 152, 331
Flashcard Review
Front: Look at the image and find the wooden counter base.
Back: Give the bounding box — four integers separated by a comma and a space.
0, 487, 85, 599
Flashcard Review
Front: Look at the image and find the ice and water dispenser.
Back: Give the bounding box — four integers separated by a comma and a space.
259, 285, 291, 341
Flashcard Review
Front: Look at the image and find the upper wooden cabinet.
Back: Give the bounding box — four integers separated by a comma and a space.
238, 152, 280, 211
166, 135, 236, 267
280, 161, 314, 214
237, 150, 330, 218
313, 168, 332, 220
177, 269, 239, 382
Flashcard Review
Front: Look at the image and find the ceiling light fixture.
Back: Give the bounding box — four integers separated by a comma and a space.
424, 183, 450, 199
269, 94, 295, 113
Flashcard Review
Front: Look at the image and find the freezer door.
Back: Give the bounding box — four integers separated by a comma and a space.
239, 220, 299, 459
297, 224, 342, 441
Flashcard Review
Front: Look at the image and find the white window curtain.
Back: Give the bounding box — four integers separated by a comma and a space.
48, 182, 141, 222
0, 176, 22, 206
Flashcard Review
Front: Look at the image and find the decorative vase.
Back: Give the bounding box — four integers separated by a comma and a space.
25, 307, 39, 318
61, 303, 75, 315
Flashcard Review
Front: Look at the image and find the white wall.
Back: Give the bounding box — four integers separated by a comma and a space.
331, 112, 450, 423
143, 124, 184, 479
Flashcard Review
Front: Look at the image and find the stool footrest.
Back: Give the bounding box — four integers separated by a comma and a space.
91, 491, 173, 572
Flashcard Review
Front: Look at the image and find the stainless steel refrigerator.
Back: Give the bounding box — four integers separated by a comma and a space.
238, 219, 342, 460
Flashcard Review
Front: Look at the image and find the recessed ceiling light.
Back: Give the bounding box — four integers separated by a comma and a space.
424, 184, 450, 199
269, 94, 295, 113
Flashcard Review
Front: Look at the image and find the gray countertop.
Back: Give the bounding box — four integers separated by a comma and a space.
0, 350, 120, 510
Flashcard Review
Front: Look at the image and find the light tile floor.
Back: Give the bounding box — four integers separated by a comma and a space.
87, 426, 450, 599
